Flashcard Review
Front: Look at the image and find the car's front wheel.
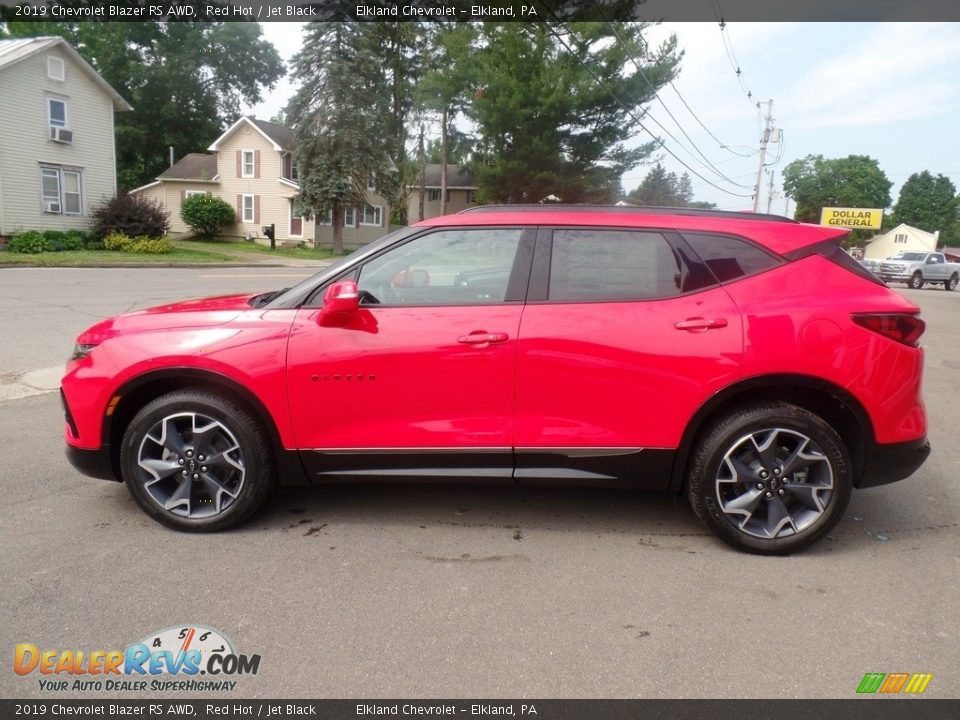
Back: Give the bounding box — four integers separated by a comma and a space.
908, 271, 924, 289
120, 390, 275, 531
686, 403, 852, 555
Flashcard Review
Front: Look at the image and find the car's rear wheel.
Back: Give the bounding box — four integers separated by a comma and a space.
945, 273, 958, 291
120, 390, 275, 532
686, 403, 852, 555
908, 271, 924, 289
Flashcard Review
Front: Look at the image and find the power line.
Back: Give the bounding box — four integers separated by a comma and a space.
711, 0, 760, 109
581, 9, 753, 187
535, 20, 753, 199
666, 79, 758, 158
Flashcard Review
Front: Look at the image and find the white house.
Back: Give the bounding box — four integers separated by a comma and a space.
863, 223, 939, 260
0, 36, 131, 237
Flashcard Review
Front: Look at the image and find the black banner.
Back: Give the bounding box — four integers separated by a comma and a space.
2, 0, 960, 23
2, 700, 960, 720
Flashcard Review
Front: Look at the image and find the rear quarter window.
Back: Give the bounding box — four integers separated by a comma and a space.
683, 233, 781, 282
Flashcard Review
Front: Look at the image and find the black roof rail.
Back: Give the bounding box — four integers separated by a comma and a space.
458, 204, 798, 224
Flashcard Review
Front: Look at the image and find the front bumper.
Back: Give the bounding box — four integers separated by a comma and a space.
858, 436, 931, 488
66, 443, 119, 481
879, 273, 910, 282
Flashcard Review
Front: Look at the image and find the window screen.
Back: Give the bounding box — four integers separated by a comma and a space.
548, 230, 683, 301
684, 234, 780, 282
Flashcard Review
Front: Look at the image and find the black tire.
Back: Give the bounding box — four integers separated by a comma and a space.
945, 274, 958, 291
908, 272, 924, 289
120, 389, 275, 532
686, 403, 852, 555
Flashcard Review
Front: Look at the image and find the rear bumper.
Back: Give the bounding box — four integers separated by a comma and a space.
858, 437, 930, 488
66, 444, 119, 482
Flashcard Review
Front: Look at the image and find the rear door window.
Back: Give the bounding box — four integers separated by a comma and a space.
547, 229, 690, 301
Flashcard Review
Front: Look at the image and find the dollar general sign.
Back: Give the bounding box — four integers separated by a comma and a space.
819, 207, 883, 230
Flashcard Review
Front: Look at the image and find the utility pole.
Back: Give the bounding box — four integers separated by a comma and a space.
752, 100, 775, 213
766, 170, 776, 214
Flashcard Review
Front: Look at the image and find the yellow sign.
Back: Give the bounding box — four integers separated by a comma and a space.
820, 207, 883, 229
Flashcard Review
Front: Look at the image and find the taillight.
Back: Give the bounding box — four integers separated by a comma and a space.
852, 313, 925, 346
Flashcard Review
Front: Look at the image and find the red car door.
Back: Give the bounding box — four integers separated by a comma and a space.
286, 227, 534, 481
513, 228, 744, 488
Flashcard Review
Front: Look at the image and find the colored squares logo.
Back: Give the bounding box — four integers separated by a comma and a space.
857, 672, 933, 694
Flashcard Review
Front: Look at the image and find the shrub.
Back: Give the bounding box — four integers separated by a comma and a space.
42, 230, 67, 250
92, 193, 170, 239
126, 237, 173, 254
7, 230, 50, 254
62, 230, 89, 251
103, 231, 133, 251
180, 194, 236, 240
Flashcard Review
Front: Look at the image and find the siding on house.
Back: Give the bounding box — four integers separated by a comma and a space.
0, 39, 128, 235
864, 223, 938, 260
408, 188, 476, 222
217, 124, 315, 243
406, 164, 478, 223
133, 181, 218, 235
313, 191, 392, 252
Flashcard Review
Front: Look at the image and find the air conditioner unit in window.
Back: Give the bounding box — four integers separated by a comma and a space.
44, 200, 61, 213
50, 127, 73, 143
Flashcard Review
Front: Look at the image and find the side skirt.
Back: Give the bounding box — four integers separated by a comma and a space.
298, 448, 676, 489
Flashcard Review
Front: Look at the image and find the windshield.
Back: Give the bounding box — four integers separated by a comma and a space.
898, 253, 927, 261
264, 226, 421, 308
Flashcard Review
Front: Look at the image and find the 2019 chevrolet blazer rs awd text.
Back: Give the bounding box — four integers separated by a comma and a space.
62, 206, 930, 554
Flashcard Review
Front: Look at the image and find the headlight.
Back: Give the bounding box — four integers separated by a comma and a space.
70, 343, 97, 361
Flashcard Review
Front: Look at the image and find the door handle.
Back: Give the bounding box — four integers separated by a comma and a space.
674, 317, 728, 332
457, 332, 510, 346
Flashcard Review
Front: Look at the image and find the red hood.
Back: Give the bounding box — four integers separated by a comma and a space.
76, 293, 257, 345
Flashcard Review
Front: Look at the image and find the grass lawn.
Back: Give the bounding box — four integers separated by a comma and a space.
0, 245, 238, 266
0, 239, 340, 267
175, 238, 340, 261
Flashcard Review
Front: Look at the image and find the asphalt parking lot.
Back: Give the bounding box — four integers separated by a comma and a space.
0, 267, 957, 699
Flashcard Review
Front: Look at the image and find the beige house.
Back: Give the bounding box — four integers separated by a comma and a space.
407, 164, 478, 222
131, 116, 315, 244
864, 223, 939, 260
0, 36, 131, 237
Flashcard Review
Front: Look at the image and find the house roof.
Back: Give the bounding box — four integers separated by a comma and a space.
249, 118, 296, 151
208, 115, 295, 152
0, 36, 132, 111
868, 223, 937, 242
159, 153, 219, 181
418, 164, 476, 189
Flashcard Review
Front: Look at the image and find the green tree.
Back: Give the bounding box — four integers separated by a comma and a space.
180, 195, 236, 240
416, 24, 478, 215
467, 23, 679, 204
782, 155, 892, 223
3, 21, 284, 190
359, 23, 427, 224
288, 23, 393, 255
891, 171, 960, 244
626, 163, 695, 206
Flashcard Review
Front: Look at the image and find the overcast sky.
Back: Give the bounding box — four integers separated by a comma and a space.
246, 22, 960, 214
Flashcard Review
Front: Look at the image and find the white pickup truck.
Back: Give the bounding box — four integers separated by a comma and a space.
879, 252, 960, 290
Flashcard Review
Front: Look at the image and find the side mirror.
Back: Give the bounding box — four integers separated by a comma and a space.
318, 280, 359, 325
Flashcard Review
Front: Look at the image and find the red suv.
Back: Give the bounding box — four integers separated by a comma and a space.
62, 206, 930, 554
